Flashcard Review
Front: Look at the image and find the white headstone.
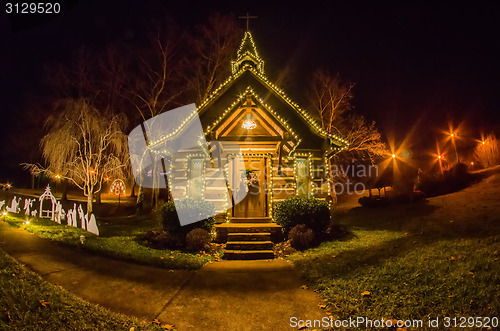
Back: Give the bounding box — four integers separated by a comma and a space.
23, 198, 33, 216
87, 214, 99, 236
66, 203, 77, 227
77, 205, 86, 230
54, 201, 65, 224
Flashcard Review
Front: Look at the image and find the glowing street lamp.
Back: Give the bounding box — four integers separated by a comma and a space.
449, 131, 460, 163
392, 153, 396, 159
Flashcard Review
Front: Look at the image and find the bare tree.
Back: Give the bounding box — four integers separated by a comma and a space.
182, 13, 243, 104
311, 70, 354, 137
126, 36, 181, 121
309, 70, 388, 201
474, 134, 500, 168
23, 98, 128, 213
310, 70, 387, 162
122, 27, 185, 209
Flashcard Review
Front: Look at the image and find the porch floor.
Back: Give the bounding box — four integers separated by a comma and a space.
215, 222, 281, 229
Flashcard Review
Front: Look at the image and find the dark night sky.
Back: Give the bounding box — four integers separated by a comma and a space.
1, 1, 499, 184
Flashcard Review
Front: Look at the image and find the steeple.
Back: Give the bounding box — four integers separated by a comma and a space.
231, 31, 265, 75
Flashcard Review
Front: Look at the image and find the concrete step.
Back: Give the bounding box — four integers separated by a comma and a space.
227, 232, 271, 241
223, 250, 275, 260
215, 223, 283, 243
230, 217, 272, 223
227, 227, 275, 233
226, 241, 273, 250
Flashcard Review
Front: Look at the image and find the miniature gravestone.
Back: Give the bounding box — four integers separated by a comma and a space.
66, 204, 77, 227
86, 214, 99, 235
23, 198, 34, 216
54, 201, 65, 224
77, 205, 86, 230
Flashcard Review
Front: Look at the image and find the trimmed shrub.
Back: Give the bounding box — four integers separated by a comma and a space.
138, 229, 182, 250
274, 197, 330, 236
185, 228, 212, 252
158, 198, 215, 239
288, 224, 314, 250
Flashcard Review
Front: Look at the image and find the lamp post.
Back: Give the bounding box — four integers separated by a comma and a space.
450, 132, 460, 163
54, 174, 61, 194
437, 155, 444, 174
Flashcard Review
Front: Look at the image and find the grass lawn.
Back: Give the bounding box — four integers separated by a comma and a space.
4, 215, 215, 270
0, 248, 163, 330
1, 188, 219, 270
290, 173, 500, 326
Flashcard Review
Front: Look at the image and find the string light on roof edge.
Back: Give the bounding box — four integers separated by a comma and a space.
197, 33, 348, 149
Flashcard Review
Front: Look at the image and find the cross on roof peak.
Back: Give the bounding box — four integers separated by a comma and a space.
238, 12, 257, 31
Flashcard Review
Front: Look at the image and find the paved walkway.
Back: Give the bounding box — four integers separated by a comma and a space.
0, 222, 326, 330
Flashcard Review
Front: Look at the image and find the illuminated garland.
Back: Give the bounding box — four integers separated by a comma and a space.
196, 31, 349, 148
205, 86, 299, 142
231, 31, 265, 75
148, 32, 349, 152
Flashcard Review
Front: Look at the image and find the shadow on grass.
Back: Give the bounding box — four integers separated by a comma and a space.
294, 219, 499, 284
338, 201, 441, 232
98, 213, 160, 238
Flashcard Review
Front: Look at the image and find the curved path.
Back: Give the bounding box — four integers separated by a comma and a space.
0, 222, 325, 330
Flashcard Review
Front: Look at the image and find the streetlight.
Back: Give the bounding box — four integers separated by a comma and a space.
436, 153, 445, 174
54, 174, 61, 193
449, 131, 460, 163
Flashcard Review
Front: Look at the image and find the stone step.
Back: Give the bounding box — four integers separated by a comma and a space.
215, 223, 283, 243
227, 227, 275, 233
226, 241, 273, 250
230, 217, 272, 223
227, 232, 271, 241
223, 250, 275, 260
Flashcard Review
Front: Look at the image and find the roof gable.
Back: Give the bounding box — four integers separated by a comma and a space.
197, 32, 347, 151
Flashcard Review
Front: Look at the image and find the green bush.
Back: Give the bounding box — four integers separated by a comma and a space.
158, 198, 215, 239
185, 228, 212, 252
138, 229, 182, 250
288, 224, 314, 250
273, 197, 330, 236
